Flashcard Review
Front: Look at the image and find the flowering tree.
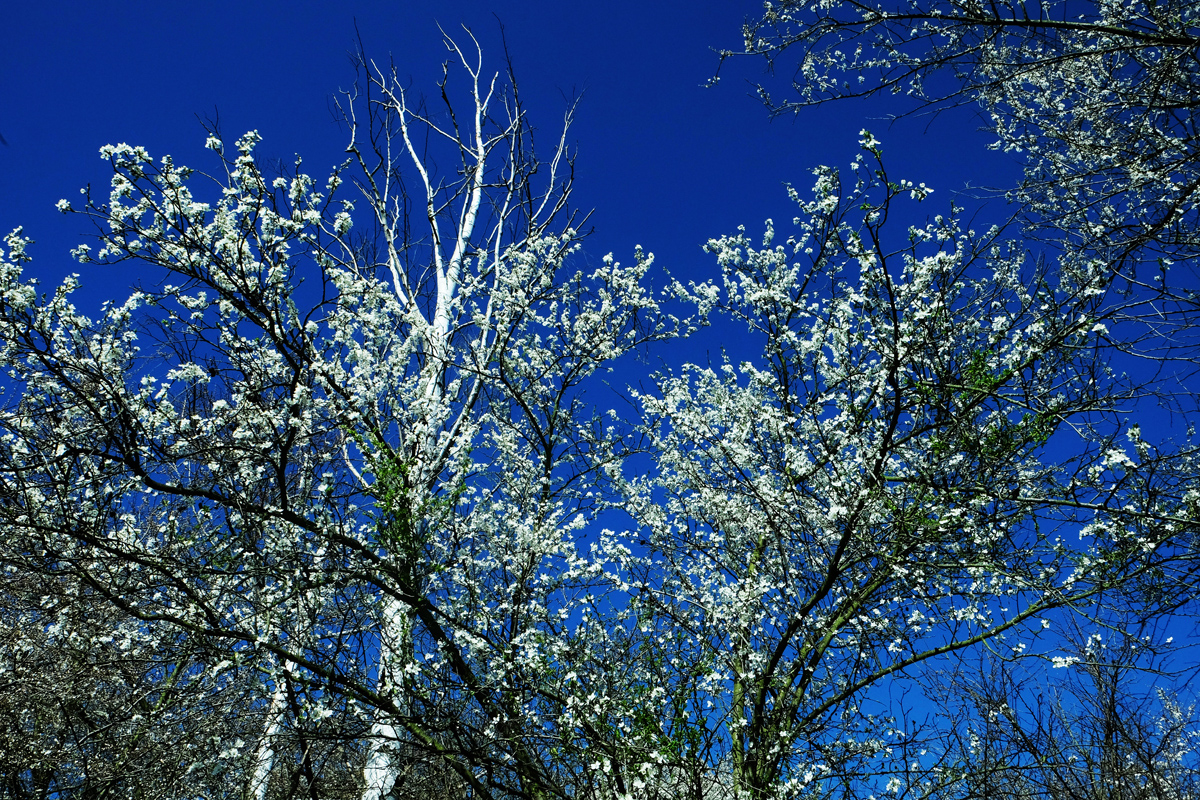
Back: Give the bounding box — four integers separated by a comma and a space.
697, 4, 1200, 793
0, 31, 677, 800
2, 19, 1198, 800
621, 136, 1199, 799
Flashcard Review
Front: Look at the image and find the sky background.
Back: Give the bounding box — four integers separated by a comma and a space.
2, 0, 1021, 327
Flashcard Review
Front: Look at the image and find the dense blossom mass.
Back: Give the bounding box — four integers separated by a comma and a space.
2, 8, 1199, 800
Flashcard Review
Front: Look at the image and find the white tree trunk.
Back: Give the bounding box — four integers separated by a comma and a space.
361, 722, 401, 800
361, 596, 412, 800
249, 664, 290, 800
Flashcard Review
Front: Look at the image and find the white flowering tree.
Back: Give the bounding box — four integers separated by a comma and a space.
0, 32, 677, 800
722, 0, 1200, 330
3, 18, 1198, 800
620, 136, 1199, 799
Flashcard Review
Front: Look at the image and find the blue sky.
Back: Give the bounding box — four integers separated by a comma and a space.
2, 0, 1020, 319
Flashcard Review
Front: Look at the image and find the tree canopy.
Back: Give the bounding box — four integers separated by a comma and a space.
2, 8, 1198, 800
